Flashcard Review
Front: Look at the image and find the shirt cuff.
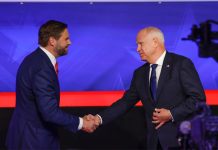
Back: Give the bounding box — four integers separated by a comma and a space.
78, 117, 83, 130
169, 110, 174, 122
96, 114, 103, 125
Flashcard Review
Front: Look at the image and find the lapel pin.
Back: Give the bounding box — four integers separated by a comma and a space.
166, 64, 170, 68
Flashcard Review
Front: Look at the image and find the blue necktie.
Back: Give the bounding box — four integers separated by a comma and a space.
150, 64, 158, 101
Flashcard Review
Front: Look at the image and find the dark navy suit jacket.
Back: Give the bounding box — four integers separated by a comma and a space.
99, 52, 206, 149
6, 48, 79, 150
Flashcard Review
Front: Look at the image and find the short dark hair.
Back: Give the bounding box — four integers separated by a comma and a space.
38, 20, 68, 47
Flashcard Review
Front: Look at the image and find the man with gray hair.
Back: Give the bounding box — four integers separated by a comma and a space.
88, 26, 206, 149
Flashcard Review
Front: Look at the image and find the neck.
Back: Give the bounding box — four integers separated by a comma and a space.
149, 48, 165, 64
44, 46, 58, 58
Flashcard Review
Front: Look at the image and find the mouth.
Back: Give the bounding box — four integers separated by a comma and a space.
65, 46, 69, 50
139, 53, 146, 58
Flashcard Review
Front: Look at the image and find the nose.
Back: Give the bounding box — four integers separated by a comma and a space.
137, 44, 140, 52
68, 39, 71, 45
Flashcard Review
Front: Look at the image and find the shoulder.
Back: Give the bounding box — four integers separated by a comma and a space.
167, 52, 192, 61
23, 48, 44, 63
19, 48, 48, 73
133, 63, 148, 75
166, 52, 194, 66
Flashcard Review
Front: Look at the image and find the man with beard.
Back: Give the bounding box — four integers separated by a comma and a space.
6, 20, 97, 150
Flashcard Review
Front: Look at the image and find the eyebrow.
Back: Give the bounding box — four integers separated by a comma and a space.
136, 42, 144, 44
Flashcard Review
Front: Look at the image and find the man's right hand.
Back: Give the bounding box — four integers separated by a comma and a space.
82, 114, 100, 133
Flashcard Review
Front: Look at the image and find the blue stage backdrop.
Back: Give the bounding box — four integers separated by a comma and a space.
0, 2, 218, 92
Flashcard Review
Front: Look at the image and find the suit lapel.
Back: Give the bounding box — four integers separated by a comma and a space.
156, 52, 172, 101
37, 49, 56, 73
37, 48, 60, 100
37, 48, 60, 87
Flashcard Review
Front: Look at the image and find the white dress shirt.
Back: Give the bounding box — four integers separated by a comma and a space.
149, 50, 166, 86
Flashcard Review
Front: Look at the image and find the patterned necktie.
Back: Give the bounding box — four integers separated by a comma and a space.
150, 64, 158, 101
55, 62, 59, 75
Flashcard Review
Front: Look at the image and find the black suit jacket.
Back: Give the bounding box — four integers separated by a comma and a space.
6, 48, 79, 150
99, 52, 206, 149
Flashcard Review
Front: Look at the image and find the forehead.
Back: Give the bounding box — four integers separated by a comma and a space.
136, 30, 148, 43
60, 28, 69, 37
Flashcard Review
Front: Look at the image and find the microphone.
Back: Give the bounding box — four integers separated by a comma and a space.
179, 121, 191, 135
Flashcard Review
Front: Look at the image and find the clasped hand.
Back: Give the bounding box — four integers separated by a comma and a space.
152, 108, 172, 129
81, 114, 101, 133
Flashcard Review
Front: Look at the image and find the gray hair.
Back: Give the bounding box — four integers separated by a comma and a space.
143, 27, 165, 44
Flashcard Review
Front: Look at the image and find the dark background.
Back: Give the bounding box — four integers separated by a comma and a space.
1, 106, 218, 149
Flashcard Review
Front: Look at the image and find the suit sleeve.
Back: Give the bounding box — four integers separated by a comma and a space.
99, 71, 140, 125
32, 69, 79, 132
170, 58, 206, 122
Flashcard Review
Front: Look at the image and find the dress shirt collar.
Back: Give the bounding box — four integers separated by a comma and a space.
39, 46, 56, 67
150, 50, 166, 66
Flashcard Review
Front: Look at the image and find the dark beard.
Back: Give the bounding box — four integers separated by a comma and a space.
58, 48, 67, 56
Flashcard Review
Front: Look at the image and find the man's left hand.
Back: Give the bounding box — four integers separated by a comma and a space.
152, 108, 172, 129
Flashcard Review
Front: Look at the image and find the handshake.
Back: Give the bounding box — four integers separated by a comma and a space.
81, 114, 101, 133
